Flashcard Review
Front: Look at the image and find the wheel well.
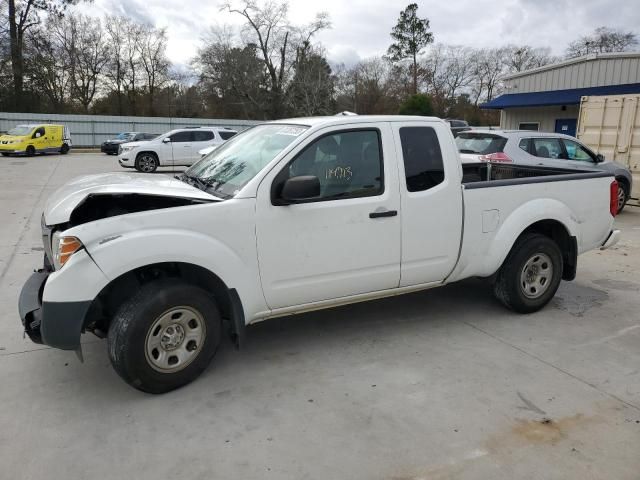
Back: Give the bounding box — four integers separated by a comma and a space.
616, 176, 629, 194
84, 262, 240, 342
135, 151, 159, 162
518, 220, 577, 281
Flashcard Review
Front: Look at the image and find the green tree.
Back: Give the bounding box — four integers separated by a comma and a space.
288, 43, 334, 116
387, 3, 433, 95
398, 93, 434, 116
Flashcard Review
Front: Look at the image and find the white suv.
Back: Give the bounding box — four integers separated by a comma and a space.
118, 127, 237, 172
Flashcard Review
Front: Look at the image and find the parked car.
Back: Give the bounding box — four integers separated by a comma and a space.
455, 130, 634, 213
19, 115, 620, 393
445, 119, 471, 137
197, 130, 238, 157
101, 132, 158, 155
117, 127, 238, 172
0, 124, 71, 156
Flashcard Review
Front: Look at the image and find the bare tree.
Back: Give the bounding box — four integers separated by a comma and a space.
503, 44, 552, 73
221, 0, 330, 119
53, 14, 109, 112
25, 26, 72, 110
104, 15, 133, 115
471, 48, 505, 105
566, 26, 638, 58
6, 0, 82, 109
137, 24, 169, 115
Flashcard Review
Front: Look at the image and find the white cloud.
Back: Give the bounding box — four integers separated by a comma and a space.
75, 0, 640, 65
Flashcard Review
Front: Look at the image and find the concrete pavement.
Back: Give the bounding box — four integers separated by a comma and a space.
1, 153, 639, 479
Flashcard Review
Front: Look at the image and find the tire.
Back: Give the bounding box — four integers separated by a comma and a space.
493, 233, 563, 314
617, 180, 629, 214
108, 280, 222, 393
25, 145, 35, 157
1, 153, 9, 157
60, 143, 70, 155
135, 152, 159, 173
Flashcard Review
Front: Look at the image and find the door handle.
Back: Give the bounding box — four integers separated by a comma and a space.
369, 209, 397, 219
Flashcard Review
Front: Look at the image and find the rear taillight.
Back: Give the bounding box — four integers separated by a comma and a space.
610, 180, 618, 217
478, 152, 512, 163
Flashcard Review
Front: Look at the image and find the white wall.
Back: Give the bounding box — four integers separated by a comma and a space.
0, 112, 260, 147
500, 106, 580, 132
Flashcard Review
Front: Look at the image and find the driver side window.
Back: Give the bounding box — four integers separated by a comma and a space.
33, 126, 45, 138
280, 129, 383, 201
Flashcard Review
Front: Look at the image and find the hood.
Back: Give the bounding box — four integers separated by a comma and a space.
44, 172, 218, 225
0, 134, 27, 142
198, 145, 218, 156
119, 140, 149, 148
104, 138, 132, 144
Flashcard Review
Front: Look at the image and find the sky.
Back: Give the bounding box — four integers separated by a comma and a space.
76, 0, 640, 68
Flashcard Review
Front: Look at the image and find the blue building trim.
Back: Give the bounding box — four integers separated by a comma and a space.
481, 82, 640, 109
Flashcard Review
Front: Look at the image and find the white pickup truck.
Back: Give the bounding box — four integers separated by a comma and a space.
19, 115, 620, 393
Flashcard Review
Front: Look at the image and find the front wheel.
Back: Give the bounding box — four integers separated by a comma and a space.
493, 233, 563, 313
108, 280, 222, 393
25, 145, 35, 157
135, 152, 159, 173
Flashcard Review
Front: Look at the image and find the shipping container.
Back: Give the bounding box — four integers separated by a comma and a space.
578, 94, 640, 201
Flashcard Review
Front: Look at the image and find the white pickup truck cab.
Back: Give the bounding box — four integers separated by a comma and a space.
19, 116, 621, 393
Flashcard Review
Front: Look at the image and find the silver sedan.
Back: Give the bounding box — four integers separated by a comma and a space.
456, 130, 633, 213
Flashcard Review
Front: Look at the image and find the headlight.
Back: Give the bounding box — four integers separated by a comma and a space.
120, 145, 136, 154
52, 231, 83, 270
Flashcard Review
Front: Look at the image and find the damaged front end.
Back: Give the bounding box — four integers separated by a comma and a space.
19, 191, 216, 351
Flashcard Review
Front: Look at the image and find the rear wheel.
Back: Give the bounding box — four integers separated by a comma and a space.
135, 152, 159, 173
493, 233, 563, 313
25, 145, 35, 157
617, 180, 629, 214
60, 143, 70, 155
108, 280, 222, 393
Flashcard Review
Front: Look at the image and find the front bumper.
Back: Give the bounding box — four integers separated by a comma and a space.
118, 156, 134, 168
18, 269, 92, 350
600, 229, 621, 250
101, 143, 120, 154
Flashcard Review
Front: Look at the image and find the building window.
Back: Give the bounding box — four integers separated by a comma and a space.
519, 122, 539, 131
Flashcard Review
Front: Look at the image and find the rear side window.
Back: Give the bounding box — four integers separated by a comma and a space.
455, 133, 507, 155
219, 131, 237, 140
193, 130, 215, 141
400, 127, 444, 192
518, 138, 530, 153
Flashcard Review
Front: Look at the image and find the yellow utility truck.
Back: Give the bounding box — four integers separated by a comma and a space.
0, 124, 72, 156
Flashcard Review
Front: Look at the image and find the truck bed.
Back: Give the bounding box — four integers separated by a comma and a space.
446, 162, 616, 283
461, 162, 612, 186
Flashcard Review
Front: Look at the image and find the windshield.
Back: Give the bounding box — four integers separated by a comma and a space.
7, 126, 33, 136
456, 133, 507, 155
185, 124, 308, 198
115, 132, 136, 140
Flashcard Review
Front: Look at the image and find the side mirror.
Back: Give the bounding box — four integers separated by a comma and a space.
281, 176, 321, 203
595, 153, 605, 163
162, 137, 171, 143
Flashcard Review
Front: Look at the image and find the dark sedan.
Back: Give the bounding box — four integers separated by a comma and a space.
101, 132, 158, 155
